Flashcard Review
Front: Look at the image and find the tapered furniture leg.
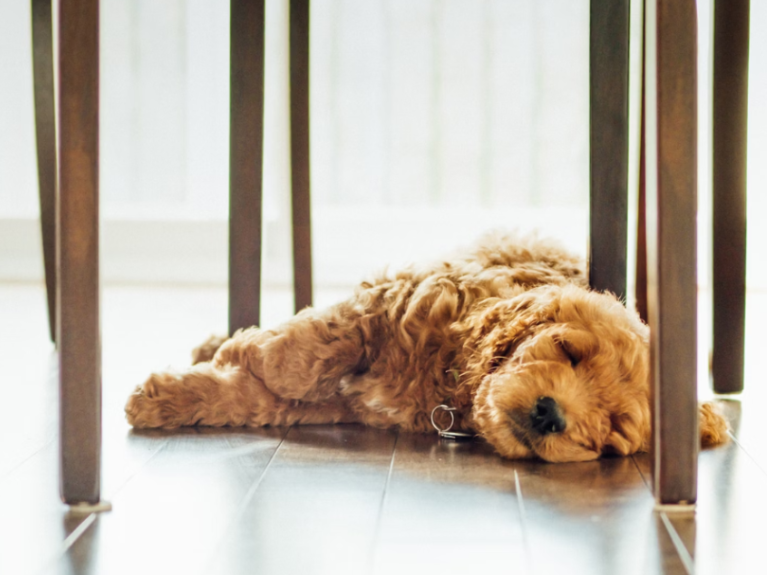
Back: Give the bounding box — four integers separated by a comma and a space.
290, 0, 313, 313
32, 0, 57, 343
636, 12, 649, 324
636, 97, 648, 323
229, 0, 266, 335
712, 0, 749, 394
589, 0, 630, 300
644, 0, 698, 506
58, 0, 102, 505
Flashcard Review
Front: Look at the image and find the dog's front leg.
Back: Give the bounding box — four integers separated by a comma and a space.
125, 362, 353, 429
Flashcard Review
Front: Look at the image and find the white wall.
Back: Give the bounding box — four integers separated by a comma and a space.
1, 0, 765, 289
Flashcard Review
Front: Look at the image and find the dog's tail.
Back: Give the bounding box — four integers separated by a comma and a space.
699, 401, 730, 447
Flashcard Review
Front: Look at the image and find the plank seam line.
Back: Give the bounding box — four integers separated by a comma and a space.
514, 469, 533, 571
659, 511, 695, 575
369, 430, 399, 570
105, 438, 172, 500
0, 435, 56, 484
52, 436, 173, 567
726, 430, 767, 479
201, 427, 290, 571
230, 429, 288, 517
630, 454, 652, 492
61, 512, 97, 554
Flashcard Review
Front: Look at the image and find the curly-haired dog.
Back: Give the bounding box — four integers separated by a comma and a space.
125, 233, 728, 462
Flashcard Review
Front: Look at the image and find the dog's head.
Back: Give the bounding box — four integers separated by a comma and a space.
460, 285, 726, 462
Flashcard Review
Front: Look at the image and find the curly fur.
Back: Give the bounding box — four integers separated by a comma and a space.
125, 232, 728, 462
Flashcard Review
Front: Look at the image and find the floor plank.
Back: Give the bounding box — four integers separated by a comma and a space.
0, 287, 57, 479
0, 440, 80, 575
206, 425, 397, 575
56, 427, 287, 575
373, 432, 528, 573
685, 405, 767, 575
633, 399, 767, 575
514, 455, 659, 575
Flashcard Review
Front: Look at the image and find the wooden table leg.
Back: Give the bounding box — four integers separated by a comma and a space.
644, 0, 698, 506
58, 0, 103, 506
290, 0, 313, 313
712, 0, 749, 395
31, 0, 57, 344
589, 0, 629, 300
636, 9, 649, 324
229, 0, 266, 334
636, 105, 648, 324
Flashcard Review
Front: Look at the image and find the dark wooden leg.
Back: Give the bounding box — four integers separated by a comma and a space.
32, 0, 57, 343
229, 0, 266, 334
290, 0, 313, 313
644, 0, 698, 506
636, 98, 648, 324
589, 0, 630, 300
636, 8, 649, 324
712, 0, 749, 394
58, 0, 102, 505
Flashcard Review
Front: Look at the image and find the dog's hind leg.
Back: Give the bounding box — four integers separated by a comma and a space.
125, 361, 353, 429
210, 301, 376, 403
127, 298, 376, 428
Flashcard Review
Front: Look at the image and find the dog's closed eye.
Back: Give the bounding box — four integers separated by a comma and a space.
489, 344, 512, 373
555, 337, 581, 367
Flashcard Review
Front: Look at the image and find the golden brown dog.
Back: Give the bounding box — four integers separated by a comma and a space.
125, 232, 727, 462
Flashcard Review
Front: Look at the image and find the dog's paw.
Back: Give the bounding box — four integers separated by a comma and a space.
125, 384, 152, 428
125, 373, 185, 429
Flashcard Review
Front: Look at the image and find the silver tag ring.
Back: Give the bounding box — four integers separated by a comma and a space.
430, 404, 456, 434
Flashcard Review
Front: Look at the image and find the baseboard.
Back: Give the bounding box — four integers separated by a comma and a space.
0, 207, 590, 287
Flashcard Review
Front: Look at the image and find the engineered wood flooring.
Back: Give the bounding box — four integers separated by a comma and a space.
1, 283, 765, 575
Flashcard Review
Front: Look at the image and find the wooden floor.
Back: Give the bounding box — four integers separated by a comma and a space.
2, 283, 766, 575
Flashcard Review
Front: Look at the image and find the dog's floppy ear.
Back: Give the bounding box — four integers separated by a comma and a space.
459, 286, 562, 380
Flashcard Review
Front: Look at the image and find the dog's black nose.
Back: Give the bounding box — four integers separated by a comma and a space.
530, 396, 566, 435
